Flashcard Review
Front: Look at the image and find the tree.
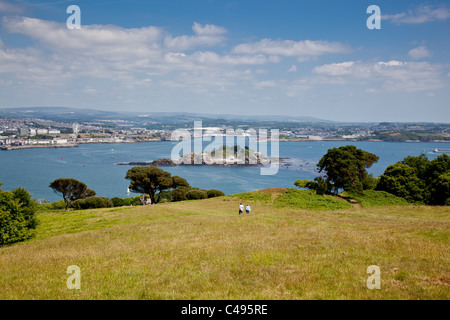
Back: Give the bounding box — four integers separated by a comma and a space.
377, 153, 449, 205
317, 145, 379, 195
12, 187, 39, 230
376, 163, 425, 203
125, 166, 188, 204
0, 184, 38, 246
426, 154, 450, 205
172, 176, 190, 189
49, 178, 96, 211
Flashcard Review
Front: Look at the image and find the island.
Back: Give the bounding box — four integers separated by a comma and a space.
116, 145, 287, 167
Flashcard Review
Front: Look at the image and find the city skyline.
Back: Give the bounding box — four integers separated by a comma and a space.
0, 0, 449, 122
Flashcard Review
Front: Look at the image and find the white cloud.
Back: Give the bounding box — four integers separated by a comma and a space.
313, 61, 356, 76
192, 22, 227, 36
164, 22, 227, 50
312, 60, 446, 92
3, 16, 163, 57
408, 46, 432, 60
287, 65, 297, 72
0, 16, 272, 90
232, 39, 349, 61
383, 5, 450, 24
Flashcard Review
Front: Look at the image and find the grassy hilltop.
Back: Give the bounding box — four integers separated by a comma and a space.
0, 189, 449, 300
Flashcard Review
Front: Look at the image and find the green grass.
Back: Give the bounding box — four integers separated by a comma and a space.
230, 191, 273, 203
0, 189, 449, 300
344, 190, 410, 208
274, 189, 352, 210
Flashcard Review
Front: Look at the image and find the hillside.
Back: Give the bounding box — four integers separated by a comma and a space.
0, 189, 448, 300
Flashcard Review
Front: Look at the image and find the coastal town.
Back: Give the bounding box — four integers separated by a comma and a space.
1, 114, 450, 150
0, 117, 168, 150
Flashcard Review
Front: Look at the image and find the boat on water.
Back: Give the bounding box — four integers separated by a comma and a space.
434, 148, 450, 153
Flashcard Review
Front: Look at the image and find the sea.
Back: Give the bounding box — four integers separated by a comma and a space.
0, 140, 448, 202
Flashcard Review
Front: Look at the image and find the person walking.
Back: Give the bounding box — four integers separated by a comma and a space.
245, 204, 251, 214
239, 203, 244, 215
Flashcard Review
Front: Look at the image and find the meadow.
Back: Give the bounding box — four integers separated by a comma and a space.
0, 189, 448, 300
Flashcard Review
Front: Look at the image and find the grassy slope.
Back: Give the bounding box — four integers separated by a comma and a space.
0, 190, 449, 300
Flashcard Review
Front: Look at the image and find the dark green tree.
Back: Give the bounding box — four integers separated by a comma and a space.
426, 154, 450, 205
172, 176, 190, 189
12, 187, 39, 229
377, 153, 449, 205
376, 163, 425, 203
0, 184, 38, 246
125, 166, 188, 204
49, 178, 96, 211
317, 145, 379, 195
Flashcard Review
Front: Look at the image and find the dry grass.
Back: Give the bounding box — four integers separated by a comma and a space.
0, 190, 449, 300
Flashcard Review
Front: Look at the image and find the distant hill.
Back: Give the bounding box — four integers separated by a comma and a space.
0, 107, 333, 123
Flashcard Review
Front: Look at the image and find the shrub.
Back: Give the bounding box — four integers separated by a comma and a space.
50, 200, 66, 210
207, 189, 225, 198
186, 189, 208, 200
12, 187, 39, 229
172, 187, 190, 202
131, 195, 141, 206
158, 190, 173, 203
111, 197, 125, 207
71, 196, 113, 210
0, 185, 38, 246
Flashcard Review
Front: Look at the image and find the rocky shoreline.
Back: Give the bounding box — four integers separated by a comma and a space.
0, 144, 79, 151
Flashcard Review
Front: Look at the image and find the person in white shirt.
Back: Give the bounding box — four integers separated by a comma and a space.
245, 204, 251, 214
239, 203, 244, 215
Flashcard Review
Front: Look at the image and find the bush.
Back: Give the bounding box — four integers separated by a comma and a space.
71, 196, 114, 210
111, 197, 136, 207
111, 197, 125, 207
12, 187, 39, 229
172, 187, 190, 202
0, 185, 38, 246
207, 189, 225, 198
186, 189, 208, 200
50, 200, 66, 210
158, 190, 173, 203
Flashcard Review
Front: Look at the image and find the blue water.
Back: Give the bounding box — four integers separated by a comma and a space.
0, 141, 448, 201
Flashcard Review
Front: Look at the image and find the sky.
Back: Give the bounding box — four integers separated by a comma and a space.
0, 0, 449, 122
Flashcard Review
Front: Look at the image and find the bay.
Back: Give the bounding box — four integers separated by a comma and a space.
0, 140, 448, 202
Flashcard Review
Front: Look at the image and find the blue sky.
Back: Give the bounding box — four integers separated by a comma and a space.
0, 0, 449, 122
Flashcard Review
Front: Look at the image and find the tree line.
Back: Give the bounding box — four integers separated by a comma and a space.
295, 145, 449, 206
